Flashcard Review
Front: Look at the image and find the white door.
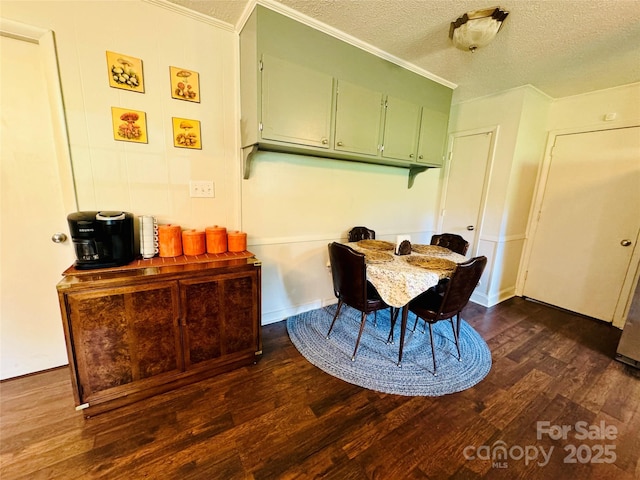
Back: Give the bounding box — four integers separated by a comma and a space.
0, 25, 77, 379
439, 130, 493, 255
523, 127, 640, 322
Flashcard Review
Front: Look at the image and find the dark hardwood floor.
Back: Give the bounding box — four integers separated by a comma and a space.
1, 297, 639, 479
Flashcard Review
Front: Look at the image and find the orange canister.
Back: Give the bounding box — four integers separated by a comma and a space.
158, 224, 183, 257
227, 230, 247, 253
206, 225, 227, 254
182, 229, 206, 256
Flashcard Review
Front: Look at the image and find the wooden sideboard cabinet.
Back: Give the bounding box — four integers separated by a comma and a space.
56, 254, 261, 417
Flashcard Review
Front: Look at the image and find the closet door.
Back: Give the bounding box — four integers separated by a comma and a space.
440, 131, 493, 256
0, 28, 76, 379
523, 127, 640, 322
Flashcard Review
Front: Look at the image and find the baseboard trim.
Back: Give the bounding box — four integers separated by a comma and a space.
261, 299, 338, 325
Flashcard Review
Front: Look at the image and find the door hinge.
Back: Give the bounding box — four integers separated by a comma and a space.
259, 122, 263, 132
259, 60, 263, 71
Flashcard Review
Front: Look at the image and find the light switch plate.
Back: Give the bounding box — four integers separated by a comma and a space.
189, 180, 214, 198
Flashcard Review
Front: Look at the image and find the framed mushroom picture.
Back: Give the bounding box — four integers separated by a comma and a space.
111, 107, 147, 143
170, 66, 200, 102
106, 51, 144, 93
172, 117, 201, 149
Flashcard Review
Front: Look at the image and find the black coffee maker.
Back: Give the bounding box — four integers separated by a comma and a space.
67, 211, 135, 269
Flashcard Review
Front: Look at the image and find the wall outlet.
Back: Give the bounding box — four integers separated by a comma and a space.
189, 180, 214, 198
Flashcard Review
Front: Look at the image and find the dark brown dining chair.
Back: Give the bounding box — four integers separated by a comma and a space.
348, 226, 375, 242
408, 256, 487, 375
430, 233, 469, 255
429, 233, 470, 295
326, 242, 391, 361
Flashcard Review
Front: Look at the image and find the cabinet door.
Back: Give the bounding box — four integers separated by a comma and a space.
65, 282, 182, 403
181, 270, 259, 368
261, 54, 333, 148
334, 80, 383, 156
381, 96, 422, 162
417, 108, 449, 166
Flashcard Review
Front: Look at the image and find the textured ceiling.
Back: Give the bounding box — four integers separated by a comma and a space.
166, 0, 640, 102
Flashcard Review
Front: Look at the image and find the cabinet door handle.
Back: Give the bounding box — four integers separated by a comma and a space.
337, 141, 343, 147
419, 155, 424, 159
621, 239, 632, 246
321, 138, 328, 144
467, 225, 475, 231
409, 154, 414, 158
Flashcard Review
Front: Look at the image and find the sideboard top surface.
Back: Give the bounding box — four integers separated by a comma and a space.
57, 252, 260, 290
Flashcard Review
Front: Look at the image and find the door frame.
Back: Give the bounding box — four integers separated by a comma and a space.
0, 18, 77, 214
518, 122, 640, 328
437, 125, 498, 257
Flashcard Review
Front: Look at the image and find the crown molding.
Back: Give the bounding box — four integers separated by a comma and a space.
143, 0, 235, 31
256, 0, 456, 89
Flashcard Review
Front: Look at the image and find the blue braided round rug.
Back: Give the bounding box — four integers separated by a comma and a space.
286, 304, 492, 396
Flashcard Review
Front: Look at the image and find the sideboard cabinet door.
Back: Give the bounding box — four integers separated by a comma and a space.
65, 282, 181, 404
180, 270, 260, 369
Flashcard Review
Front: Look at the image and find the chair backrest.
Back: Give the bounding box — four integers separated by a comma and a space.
348, 226, 375, 242
328, 242, 368, 311
430, 233, 469, 255
438, 256, 487, 319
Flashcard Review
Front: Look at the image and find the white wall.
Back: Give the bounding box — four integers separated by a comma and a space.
448, 86, 552, 306
548, 82, 640, 132
242, 151, 444, 323
1, 0, 240, 230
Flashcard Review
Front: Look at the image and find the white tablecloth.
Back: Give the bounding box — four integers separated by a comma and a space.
346, 242, 467, 308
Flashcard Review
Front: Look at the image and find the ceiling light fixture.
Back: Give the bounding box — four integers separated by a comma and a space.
449, 7, 509, 53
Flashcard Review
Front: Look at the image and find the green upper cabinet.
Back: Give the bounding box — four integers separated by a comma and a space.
334, 80, 383, 156
261, 55, 334, 149
417, 108, 449, 167
381, 96, 422, 162
240, 6, 454, 183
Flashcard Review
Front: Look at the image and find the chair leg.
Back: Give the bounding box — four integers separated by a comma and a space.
352, 311, 367, 361
373, 310, 377, 327
456, 313, 461, 338
450, 317, 461, 361
326, 300, 343, 339
428, 323, 437, 376
387, 307, 399, 344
